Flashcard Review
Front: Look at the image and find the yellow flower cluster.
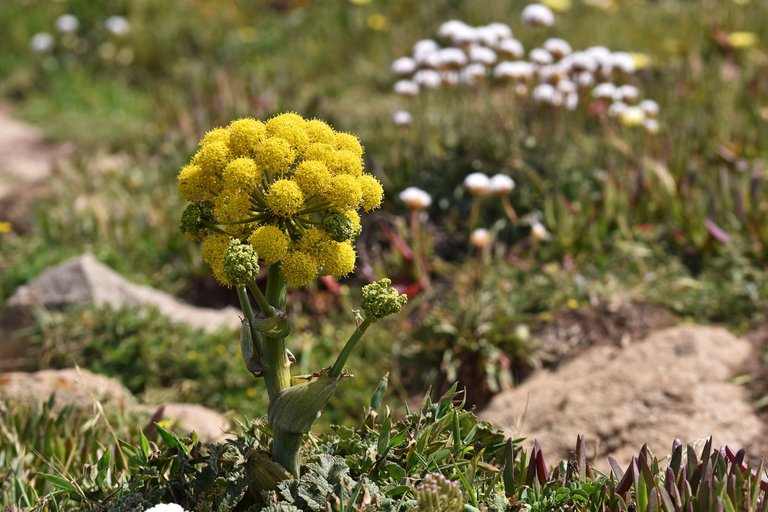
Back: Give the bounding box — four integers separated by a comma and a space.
178, 113, 383, 288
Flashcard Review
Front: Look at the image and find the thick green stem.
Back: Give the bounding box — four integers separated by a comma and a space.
272, 430, 303, 478
329, 317, 373, 379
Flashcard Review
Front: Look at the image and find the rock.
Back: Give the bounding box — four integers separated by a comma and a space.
0, 368, 232, 442
481, 325, 764, 467
0, 253, 240, 370
148, 403, 232, 442
0, 368, 137, 411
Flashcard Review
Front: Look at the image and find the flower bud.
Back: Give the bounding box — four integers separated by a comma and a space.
361, 278, 408, 321
179, 201, 215, 237
223, 239, 260, 284
322, 213, 356, 242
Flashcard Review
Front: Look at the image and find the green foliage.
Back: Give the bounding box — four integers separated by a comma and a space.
27, 305, 266, 416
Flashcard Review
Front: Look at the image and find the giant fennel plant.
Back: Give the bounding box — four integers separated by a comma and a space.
177, 113, 407, 481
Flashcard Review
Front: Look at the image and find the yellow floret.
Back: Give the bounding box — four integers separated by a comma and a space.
293, 160, 332, 197
303, 143, 336, 165
280, 251, 318, 288
178, 164, 212, 203
305, 119, 336, 144
194, 140, 231, 176
266, 113, 309, 153
201, 234, 234, 286
329, 150, 363, 177
266, 179, 304, 217
298, 227, 332, 258
334, 132, 364, 157
213, 187, 253, 224
228, 118, 267, 157
253, 137, 296, 175
323, 174, 362, 211
319, 241, 356, 278
248, 225, 290, 265
358, 174, 384, 211
222, 158, 262, 191
199, 127, 229, 148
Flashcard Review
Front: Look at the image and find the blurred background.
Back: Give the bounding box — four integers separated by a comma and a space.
0, 0, 767, 439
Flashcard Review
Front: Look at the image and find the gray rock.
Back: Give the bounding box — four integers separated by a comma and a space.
1, 253, 240, 370
481, 325, 764, 467
147, 402, 232, 442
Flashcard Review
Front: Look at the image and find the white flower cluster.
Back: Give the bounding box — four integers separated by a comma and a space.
390, 8, 660, 134
399, 187, 432, 210
464, 172, 515, 196
30, 13, 130, 55
144, 504, 188, 512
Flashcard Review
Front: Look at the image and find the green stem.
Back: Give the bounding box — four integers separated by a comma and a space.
329, 317, 373, 379
263, 264, 290, 400
247, 279, 275, 317
272, 430, 302, 478
203, 223, 235, 237
236, 285, 264, 356
266, 264, 287, 310
410, 209, 430, 289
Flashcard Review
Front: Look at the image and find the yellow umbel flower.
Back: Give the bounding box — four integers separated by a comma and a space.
199, 127, 229, 148
253, 137, 296, 175
266, 113, 309, 153
266, 179, 304, 217
281, 251, 318, 288
178, 164, 211, 203
329, 150, 363, 177
298, 227, 332, 258
195, 140, 231, 176
214, 187, 253, 223
319, 241, 356, 278
201, 234, 234, 286
228, 118, 267, 157
323, 174, 362, 211
358, 174, 383, 211
305, 119, 336, 144
334, 132, 363, 157
248, 225, 290, 265
293, 160, 332, 197
222, 158, 262, 191
303, 142, 336, 165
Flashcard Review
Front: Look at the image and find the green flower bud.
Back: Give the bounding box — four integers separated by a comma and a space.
223, 239, 260, 284
179, 201, 215, 237
360, 278, 407, 321
415, 473, 464, 512
322, 213, 356, 242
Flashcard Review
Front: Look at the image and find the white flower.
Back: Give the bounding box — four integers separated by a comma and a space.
143, 504, 188, 512
30, 32, 55, 54
413, 69, 442, 89
468, 45, 497, 65
433, 47, 468, 68
592, 82, 617, 99
464, 172, 491, 195
543, 38, 572, 58
565, 92, 579, 110
569, 52, 598, 73
496, 38, 525, 58
391, 56, 417, 75
616, 84, 640, 103
611, 52, 636, 73
449, 25, 479, 45
393, 110, 412, 126
399, 187, 432, 209
576, 71, 595, 87
55, 14, 79, 33
643, 118, 660, 135
556, 79, 576, 95
438, 20, 469, 40
413, 39, 439, 63
494, 61, 534, 81
462, 63, 487, 84
440, 70, 461, 86
394, 80, 419, 96
529, 48, 553, 66
639, 99, 659, 117
532, 83, 556, 103
521, 3, 555, 27
531, 222, 549, 241
105, 15, 131, 37
489, 174, 515, 194
484, 22, 513, 41
470, 228, 492, 248
607, 100, 628, 117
